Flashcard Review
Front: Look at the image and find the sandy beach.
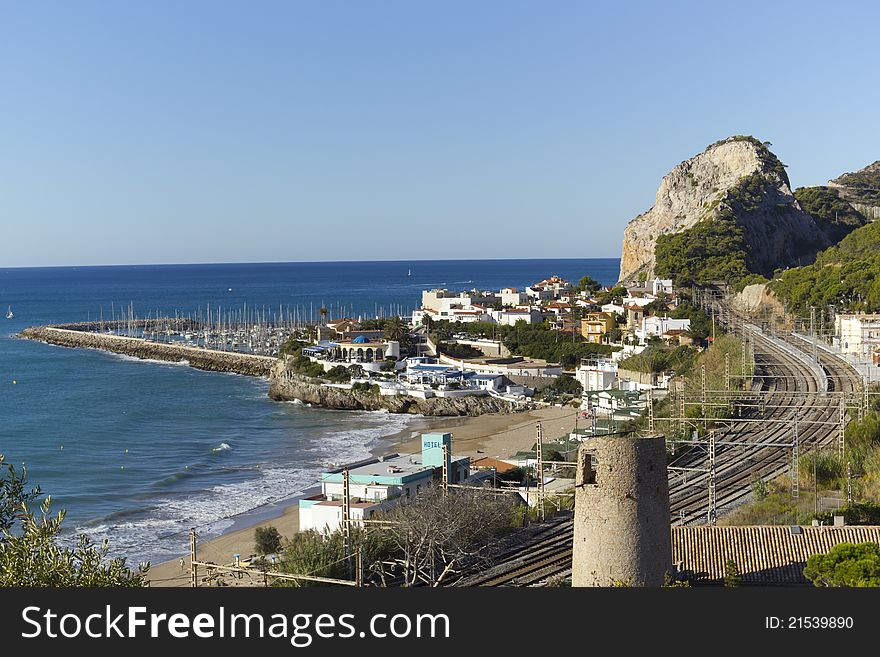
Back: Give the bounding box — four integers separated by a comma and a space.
147, 404, 580, 586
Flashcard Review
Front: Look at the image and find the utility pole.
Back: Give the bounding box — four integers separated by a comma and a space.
725, 352, 730, 392
342, 467, 352, 579
190, 528, 198, 588
442, 443, 449, 495
792, 417, 799, 499
810, 306, 817, 363
535, 423, 545, 521
839, 396, 847, 460
707, 430, 717, 526
741, 339, 747, 390
647, 387, 655, 433
846, 462, 853, 504
701, 364, 707, 430
678, 380, 685, 436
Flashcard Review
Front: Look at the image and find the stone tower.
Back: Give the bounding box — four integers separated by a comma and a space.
572, 434, 671, 587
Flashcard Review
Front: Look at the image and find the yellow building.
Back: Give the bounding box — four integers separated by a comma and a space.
580, 312, 616, 344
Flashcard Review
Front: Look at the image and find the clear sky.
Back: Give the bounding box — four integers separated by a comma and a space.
2, 1, 879, 267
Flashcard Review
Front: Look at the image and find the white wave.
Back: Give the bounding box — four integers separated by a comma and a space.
71, 412, 421, 565
212, 442, 232, 452
103, 351, 191, 368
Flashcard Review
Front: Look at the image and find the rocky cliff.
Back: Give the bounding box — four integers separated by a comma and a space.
828, 160, 880, 221
618, 136, 829, 284
268, 362, 518, 416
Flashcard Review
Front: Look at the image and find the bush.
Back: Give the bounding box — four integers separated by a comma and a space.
804, 542, 880, 587
724, 559, 742, 587
751, 476, 769, 501
800, 450, 844, 487
549, 374, 582, 396
254, 525, 283, 556
814, 502, 880, 526
325, 365, 352, 383
351, 382, 380, 395
0, 455, 148, 587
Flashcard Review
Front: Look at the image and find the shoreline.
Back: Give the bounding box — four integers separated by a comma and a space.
146, 404, 579, 586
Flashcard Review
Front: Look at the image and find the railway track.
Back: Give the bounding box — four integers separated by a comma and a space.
461, 302, 863, 586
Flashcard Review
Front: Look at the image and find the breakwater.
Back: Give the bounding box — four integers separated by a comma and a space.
19, 325, 275, 377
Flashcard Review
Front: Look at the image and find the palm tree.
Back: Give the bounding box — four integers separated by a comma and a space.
383, 316, 406, 342
319, 306, 329, 324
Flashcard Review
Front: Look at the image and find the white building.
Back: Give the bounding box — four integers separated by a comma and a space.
421, 289, 498, 313
492, 308, 544, 325
601, 302, 625, 315
835, 314, 880, 359
299, 433, 469, 534
652, 278, 674, 296
499, 288, 528, 307
637, 316, 691, 342
411, 304, 492, 325
575, 358, 618, 391
302, 337, 400, 372
621, 296, 656, 308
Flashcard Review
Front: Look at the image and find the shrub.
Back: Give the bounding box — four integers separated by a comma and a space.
724, 559, 742, 587
804, 542, 880, 587
254, 525, 283, 556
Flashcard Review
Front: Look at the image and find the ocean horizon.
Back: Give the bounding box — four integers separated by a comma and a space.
0, 257, 619, 564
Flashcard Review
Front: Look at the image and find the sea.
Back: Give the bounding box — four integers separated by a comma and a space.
0, 258, 619, 564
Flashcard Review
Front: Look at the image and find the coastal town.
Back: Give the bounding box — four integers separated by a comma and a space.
279, 274, 690, 412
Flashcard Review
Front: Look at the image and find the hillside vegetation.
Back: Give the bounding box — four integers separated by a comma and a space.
831, 161, 880, 206
770, 220, 880, 316
794, 186, 867, 243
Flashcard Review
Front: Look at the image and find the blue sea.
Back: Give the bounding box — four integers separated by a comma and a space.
0, 259, 619, 564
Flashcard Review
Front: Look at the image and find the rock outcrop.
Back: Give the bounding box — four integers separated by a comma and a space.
618, 136, 829, 283
828, 160, 880, 221
269, 362, 518, 416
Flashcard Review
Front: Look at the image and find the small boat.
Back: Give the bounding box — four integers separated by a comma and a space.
5, 306, 12, 319
407, 269, 411, 276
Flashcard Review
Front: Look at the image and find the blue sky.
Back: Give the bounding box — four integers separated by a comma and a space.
1, 1, 878, 267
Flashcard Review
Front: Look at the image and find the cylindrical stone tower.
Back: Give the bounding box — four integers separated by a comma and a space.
572, 434, 671, 587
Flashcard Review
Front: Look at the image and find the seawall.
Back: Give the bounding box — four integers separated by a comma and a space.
18, 326, 275, 378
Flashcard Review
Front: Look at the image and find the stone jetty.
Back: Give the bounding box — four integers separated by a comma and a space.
18, 325, 274, 377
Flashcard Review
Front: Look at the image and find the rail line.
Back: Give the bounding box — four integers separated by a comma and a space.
460, 301, 863, 586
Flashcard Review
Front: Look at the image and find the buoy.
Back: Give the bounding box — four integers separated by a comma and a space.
120, 465, 124, 470
124, 449, 129, 454
60, 445, 64, 450
12, 380, 16, 385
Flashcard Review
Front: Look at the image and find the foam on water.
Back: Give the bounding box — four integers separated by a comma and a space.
70, 409, 419, 563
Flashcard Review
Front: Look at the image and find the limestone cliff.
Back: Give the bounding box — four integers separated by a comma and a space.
618, 136, 829, 284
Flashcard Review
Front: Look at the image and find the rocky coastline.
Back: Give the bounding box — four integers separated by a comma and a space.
268, 362, 519, 416
19, 325, 518, 417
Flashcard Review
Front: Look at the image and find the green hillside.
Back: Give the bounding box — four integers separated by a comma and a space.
770, 220, 880, 315
794, 186, 867, 243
